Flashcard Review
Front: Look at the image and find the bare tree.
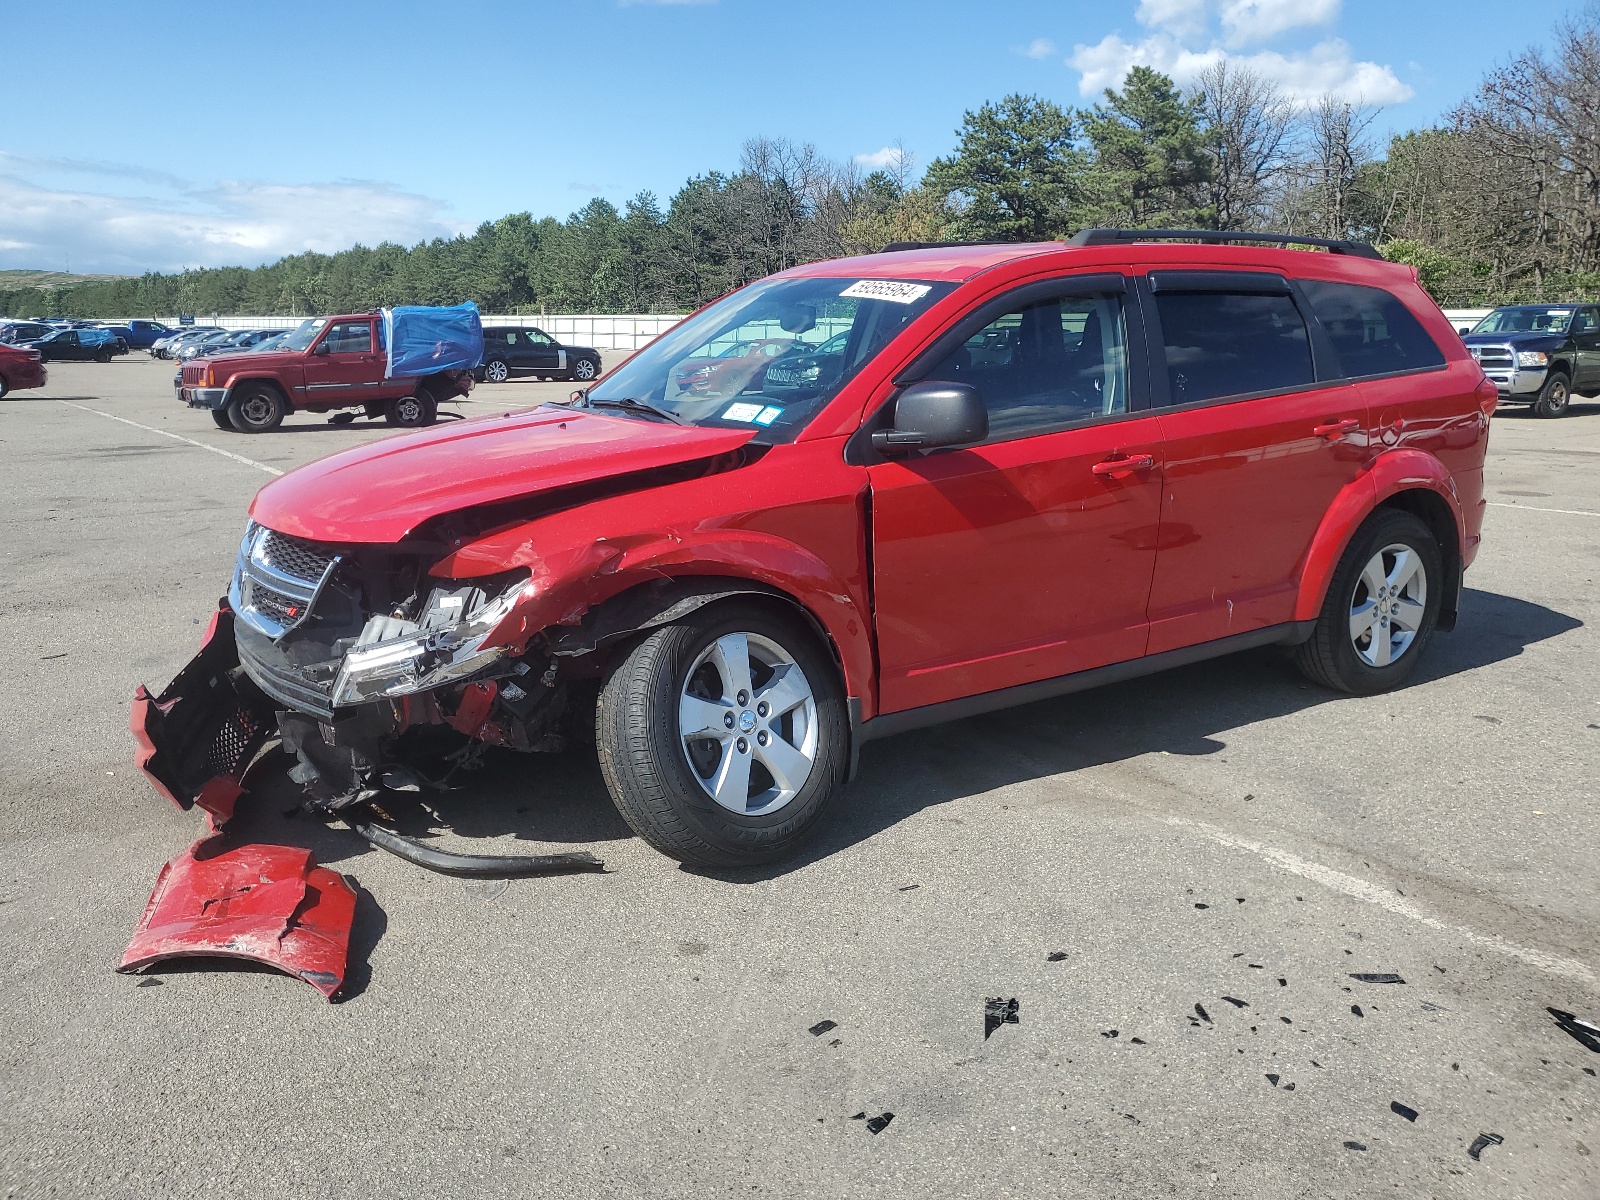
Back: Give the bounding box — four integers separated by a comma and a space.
1276, 95, 1381, 239
1192, 61, 1295, 230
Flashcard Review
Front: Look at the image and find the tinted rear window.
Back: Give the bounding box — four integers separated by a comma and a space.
1153, 291, 1313, 405
1300, 280, 1445, 378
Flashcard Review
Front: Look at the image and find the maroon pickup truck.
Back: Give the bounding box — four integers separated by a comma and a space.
178, 313, 476, 432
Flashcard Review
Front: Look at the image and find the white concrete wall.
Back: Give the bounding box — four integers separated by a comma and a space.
160, 313, 686, 351
1442, 308, 1492, 333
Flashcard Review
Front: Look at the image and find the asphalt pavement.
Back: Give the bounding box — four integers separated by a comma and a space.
1, 356, 1597, 1198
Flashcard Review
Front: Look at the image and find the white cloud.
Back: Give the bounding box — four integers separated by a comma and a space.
0, 165, 467, 274
1219, 0, 1339, 47
1136, 0, 1210, 40
1068, 32, 1411, 105
854, 146, 907, 170
1017, 37, 1057, 60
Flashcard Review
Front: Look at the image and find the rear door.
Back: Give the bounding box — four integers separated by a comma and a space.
867, 275, 1166, 714
1140, 270, 1370, 654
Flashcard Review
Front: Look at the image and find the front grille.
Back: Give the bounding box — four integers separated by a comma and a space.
259, 531, 337, 582
1471, 345, 1514, 370
205, 707, 266, 776
182, 364, 204, 384
250, 584, 302, 626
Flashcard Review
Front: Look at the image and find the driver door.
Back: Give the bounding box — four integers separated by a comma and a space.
866, 277, 1165, 714
301, 318, 381, 401
1573, 307, 1600, 390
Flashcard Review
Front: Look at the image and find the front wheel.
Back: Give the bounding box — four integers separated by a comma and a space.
596, 602, 847, 868
484, 359, 510, 383
384, 391, 437, 427
227, 385, 286, 433
95, 349, 111, 363
1294, 508, 1443, 695
572, 357, 598, 382
210, 408, 232, 430
1533, 371, 1571, 418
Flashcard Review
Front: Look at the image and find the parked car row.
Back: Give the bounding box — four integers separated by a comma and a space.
0, 318, 179, 352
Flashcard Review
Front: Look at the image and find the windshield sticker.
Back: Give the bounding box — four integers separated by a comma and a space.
721, 402, 765, 423
840, 280, 933, 305
753, 406, 782, 426
1547, 309, 1572, 315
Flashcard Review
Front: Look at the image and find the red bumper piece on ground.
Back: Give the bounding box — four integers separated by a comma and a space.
118, 836, 358, 1000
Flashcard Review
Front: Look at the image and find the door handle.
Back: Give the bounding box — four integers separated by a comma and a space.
1091, 453, 1155, 478
1313, 418, 1360, 439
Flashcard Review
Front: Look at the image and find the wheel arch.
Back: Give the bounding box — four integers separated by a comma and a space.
1293, 451, 1466, 632
223, 375, 293, 410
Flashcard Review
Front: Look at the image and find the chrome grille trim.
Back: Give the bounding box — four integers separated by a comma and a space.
229, 522, 343, 640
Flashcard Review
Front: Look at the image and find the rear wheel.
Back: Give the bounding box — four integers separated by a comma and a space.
0, 375, 9, 400
1294, 508, 1442, 695
1533, 371, 1571, 418
484, 359, 510, 383
95, 349, 111, 363
210, 409, 232, 430
227, 385, 286, 433
384, 391, 437, 427
596, 602, 846, 868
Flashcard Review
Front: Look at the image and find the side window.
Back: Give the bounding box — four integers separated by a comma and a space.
1299, 280, 1446, 378
1153, 291, 1312, 405
322, 320, 372, 354
1576, 308, 1600, 334
922, 291, 1129, 438
504, 331, 519, 345
527, 329, 554, 345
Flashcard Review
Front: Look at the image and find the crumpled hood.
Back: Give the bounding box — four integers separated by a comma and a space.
249, 405, 757, 544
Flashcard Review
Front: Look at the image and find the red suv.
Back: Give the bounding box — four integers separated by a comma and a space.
0, 343, 47, 399
136, 231, 1491, 872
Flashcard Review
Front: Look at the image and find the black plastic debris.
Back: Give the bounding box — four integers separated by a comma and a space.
1548, 1008, 1600, 1053
1236, 897, 1246, 904
1280, 1017, 1293, 1025
1421, 1002, 1446, 1012
1194, 903, 1210, 909
1130, 1037, 1146, 1045
1390, 1101, 1419, 1122
984, 997, 1020, 1039
136, 977, 163, 988
1221, 996, 1249, 1008
828, 1038, 842, 1047
809, 1020, 838, 1037
1243, 794, 1254, 801
1351, 1005, 1365, 1018
1344, 1141, 1367, 1151
1434, 965, 1446, 973
1467, 1132, 1503, 1161
1284, 1082, 1295, 1091
1047, 951, 1068, 962
852, 1112, 866, 1120
1350, 973, 1407, 985
1266, 1073, 1280, 1087
1248, 963, 1264, 969
1278, 978, 1287, 987
865, 1113, 895, 1134
1101, 1029, 1119, 1039
897, 884, 920, 892
1194, 1003, 1212, 1024
1583, 1067, 1595, 1077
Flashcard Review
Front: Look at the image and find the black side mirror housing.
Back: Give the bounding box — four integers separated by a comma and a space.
312, 341, 331, 356
871, 381, 987, 453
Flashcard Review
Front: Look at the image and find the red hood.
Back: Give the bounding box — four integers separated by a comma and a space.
249, 405, 757, 543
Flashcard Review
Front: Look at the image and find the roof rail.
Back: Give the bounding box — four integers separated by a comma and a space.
1066, 228, 1383, 260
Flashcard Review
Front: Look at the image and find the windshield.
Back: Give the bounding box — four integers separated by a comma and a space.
251, 334, 287, 352
279, 318, 328, 353
1472, 306, 1575, 335
585, 275, 953, 438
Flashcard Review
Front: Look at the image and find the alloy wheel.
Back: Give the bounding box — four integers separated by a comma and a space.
574, 358, 597, 380
486, 360, 509, 383
1348, 542, 1428, 668
678, 631, 818, 816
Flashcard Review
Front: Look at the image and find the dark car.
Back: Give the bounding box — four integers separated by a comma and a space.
1, 321, 56, 345
671, 337, 796, 397
27, 328, 120, 362
1461, 303, 1599, 417
760, 329, 851, 400
476, 326, 601, 383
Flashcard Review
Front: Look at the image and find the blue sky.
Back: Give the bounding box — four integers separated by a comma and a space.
0, 0, 1580, 274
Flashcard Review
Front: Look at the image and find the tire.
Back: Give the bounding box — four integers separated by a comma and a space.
210, 408, 232, 430
1294, 508, 1443, 696
596, 601, 847, 868
484, 359, 510, 384
1533, 371, 1571, 418
227, 385, 286, 433
572, 357, 598, 381
384, 391, 437, 427
0, 376, 8, 400
95, 349, 111, 363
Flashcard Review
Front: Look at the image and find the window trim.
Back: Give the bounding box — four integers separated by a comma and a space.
847, 273, 1145, 464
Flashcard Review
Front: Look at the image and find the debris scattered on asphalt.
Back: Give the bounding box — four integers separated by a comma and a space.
1344, 1141, 1367, 1151
1101, 1029, 1119, 1039
1221, 996, 1249, 1008
1130, 1037, 1146, 1045
1278, 978, 1288, 987
1421, 1001, 1446, 1012
40, 652, 67, 661
1350, 973, 1407, 985
1266, 1073, 1280, 1086
897, 884, 919, 892
1195, 1003, 1212, 1024
1548, 1008, 1600, 1053
1351, 1005, 1365, 1017
1435, 965, 1446, 973
1584, 1067, 1596, 1077
984, 997, 1019, 1039
1390, 1101, 1419, 1122
1467, 1132, 1504, 1161
809, 1020, 838, 1037
829, 1038, 842, 1047
1279, 1017, 1292, 1025
1236, 897, 1246, 904
1047, 951, 1069, 962
1284, 1082, 1295, 1091
1194, 903, 1210, 909
865, 1113, 894, 1134
135, 977, 162, 988
1243, 794, 1254, 801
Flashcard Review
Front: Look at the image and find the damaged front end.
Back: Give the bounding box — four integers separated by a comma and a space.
127, 521, 590, 998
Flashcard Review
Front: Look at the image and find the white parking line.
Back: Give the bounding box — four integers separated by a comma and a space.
1166, 816, 1597, 988
1487, 501, 1600, 518
56, 400, 283, 477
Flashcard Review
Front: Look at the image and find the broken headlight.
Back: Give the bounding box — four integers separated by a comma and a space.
330, 572, 530, 708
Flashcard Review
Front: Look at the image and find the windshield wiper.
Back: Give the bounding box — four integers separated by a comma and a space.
586, 396, 687, 425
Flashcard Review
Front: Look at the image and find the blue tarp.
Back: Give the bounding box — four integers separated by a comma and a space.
78, 328, 116, 347
382, 303, 484, 379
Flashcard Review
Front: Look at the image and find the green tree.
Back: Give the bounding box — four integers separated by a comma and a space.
1080, 66, 1212, 229
925, 94, 1085, 240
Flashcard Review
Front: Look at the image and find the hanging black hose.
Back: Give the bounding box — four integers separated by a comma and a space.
352, 820, 605, 878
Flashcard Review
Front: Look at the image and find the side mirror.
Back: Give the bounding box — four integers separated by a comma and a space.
1456, 327, 1471, 336
871, 381, 987, 453
312, 341, 330, 355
